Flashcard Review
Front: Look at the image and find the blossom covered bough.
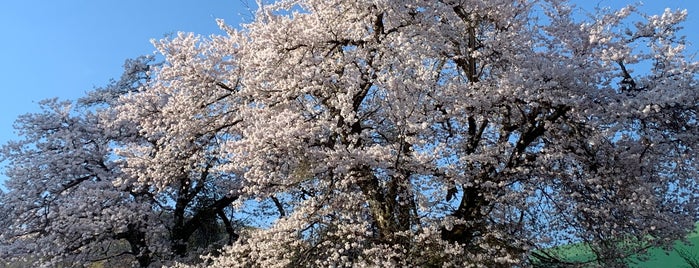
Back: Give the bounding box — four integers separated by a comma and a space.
2, 0, 699, 267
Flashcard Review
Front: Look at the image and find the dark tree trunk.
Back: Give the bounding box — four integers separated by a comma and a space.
116, 224, 152, 267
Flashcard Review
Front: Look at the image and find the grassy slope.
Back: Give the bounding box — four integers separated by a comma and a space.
629, 231, 699, 268
537, 224, 699, 267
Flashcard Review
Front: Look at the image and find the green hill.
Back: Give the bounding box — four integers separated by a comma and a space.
629, 232, 699, 268
533, 224, 699, 267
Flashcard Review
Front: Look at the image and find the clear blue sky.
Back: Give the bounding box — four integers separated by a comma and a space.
0, 1, 697, 181
0, 0, 253, 146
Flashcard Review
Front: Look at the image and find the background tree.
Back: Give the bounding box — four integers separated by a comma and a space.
0, 53, 243, 267
0, 96, 158, 267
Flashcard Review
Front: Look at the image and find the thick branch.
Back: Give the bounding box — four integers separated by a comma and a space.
216, 209, 239, 245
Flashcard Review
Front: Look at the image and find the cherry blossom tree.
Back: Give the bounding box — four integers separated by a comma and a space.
199, 0, 699, 267
108, 33, 245, 259
0, 96, 159, 267
2, 0, 699, 267
0, 54, 243, 267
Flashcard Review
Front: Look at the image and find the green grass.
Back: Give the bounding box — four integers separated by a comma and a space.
625, 224, 699, 267
628, 236, 699, 267
533, 224, 699, 267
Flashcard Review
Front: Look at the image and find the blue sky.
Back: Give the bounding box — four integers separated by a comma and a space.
0, 0, 252, 145
0, 1, 697, 182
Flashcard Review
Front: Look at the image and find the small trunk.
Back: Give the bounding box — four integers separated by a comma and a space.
441, 185, 488, 244
117, 224, 152, 267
